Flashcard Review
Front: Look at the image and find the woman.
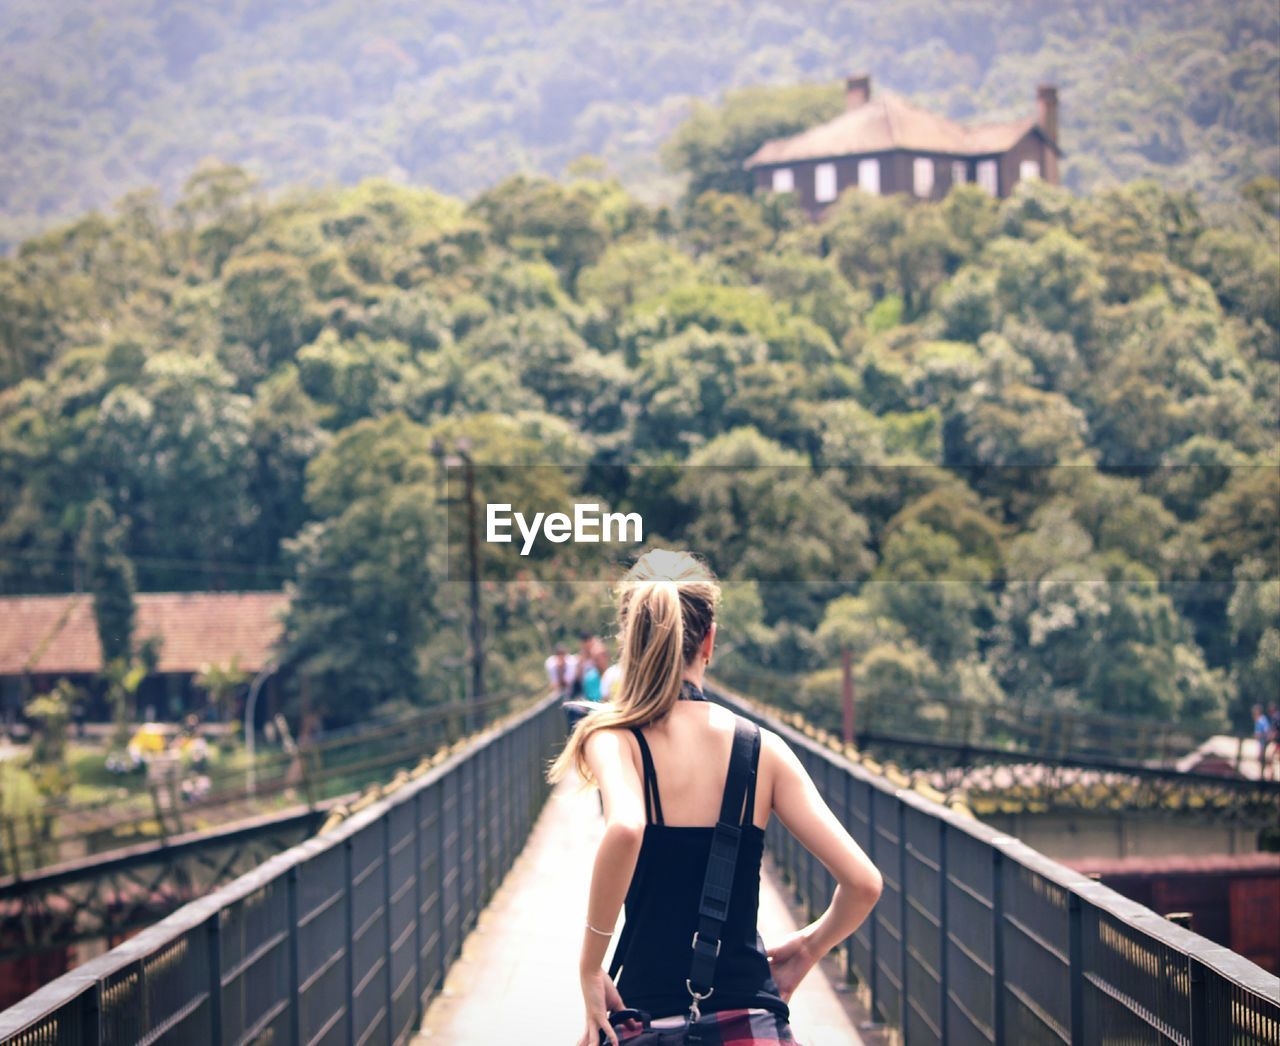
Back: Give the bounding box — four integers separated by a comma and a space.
582, 638, 607, 703
549, 550, 883, 1046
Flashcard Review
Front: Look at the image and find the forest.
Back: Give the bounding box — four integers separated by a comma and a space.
1, 136, 1276, 734
1, 0, 1278, 248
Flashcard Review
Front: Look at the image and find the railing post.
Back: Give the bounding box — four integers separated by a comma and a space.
476, 743, 487, 907
383, 813, 393, 1046
463, 756, 475, 930
868, 781, 880, 1021
87, 978, 104, 1046
438, 776, 449, 974
345, 836, 356, 1046
992, 846, 1006, 1045
843, 767, 855, 988
938, 816, 949, 1043
1069, 891, 1083, 1045
287, 863, 302, 1046
897, 797, 908, 1035
1188, 956, 1206, 1044
501, 732, 512, 874
413, 789, 424, 1028
208, 910, 224, 1046
487, 739, 497, 901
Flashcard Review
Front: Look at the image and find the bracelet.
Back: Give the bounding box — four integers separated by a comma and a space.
585, 921, 613, 937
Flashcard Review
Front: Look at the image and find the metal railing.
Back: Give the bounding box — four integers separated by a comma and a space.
713, 665, 1213, 768
3, 693, 519, 877
715, 685, 1280, 1045
0, 692, 564, 1046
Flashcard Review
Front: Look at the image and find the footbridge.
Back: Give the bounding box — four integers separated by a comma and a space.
1, 689, 1277, 1045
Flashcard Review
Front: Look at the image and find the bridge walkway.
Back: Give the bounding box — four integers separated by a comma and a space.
414, 775, 864, 1046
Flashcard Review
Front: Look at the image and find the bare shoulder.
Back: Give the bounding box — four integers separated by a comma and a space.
583, 725, 642, 775
757, 724, 796, 763
584, 726, 631, 759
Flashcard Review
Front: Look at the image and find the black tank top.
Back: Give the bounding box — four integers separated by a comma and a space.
608, 717, 791, 1022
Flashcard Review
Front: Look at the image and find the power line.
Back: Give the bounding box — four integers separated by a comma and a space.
0, 544, 437, 588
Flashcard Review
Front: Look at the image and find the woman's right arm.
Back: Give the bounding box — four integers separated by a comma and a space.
762, 728, 882, 997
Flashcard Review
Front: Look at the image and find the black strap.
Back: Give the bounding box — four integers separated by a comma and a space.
631, 729, 665, 826
607, 917, 633, 982
688, 717, 759, 996
608, 717, 761, 994
607, 729, 659, 982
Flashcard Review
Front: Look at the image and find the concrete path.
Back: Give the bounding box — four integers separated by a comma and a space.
414, 776, 863, 1046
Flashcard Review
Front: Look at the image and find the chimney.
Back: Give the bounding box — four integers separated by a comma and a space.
845, 74, 871, 110
1037, 84, 1059, 142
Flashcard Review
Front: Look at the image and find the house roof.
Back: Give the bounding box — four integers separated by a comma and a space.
745, 93, 1054, 168
1175, 734, 1270, 780
0, 591, 288, 676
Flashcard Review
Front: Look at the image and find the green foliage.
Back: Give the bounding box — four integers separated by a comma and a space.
77, 500, 136, 664
103, 658, 148, 752
468, 176, 613, 290
663, 83, 845, 200
25, 681, 76, 768
1, 0, 1278, 253
195, 659, 250, 721
1228, 556, 1280, 716
282, 413, 442, 719
0, 151, 1275, 732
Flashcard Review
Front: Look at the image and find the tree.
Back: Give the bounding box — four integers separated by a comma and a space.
1228, 556, 1280, 721
468, 176, 610, 291
1196, 462, 1280, 586
663, 82, 844, 200
282, 413, 446, 721
989, 230, 1106, 348
104, 659, 147, 752
175, 163, 261, 274
77, 500, 135, 664
196, 658, 250, 723
990, 511, 1231, 725
89, 352, 255, 589
577, 236, 701, 332
220, 251, 322, 373
25, 681, 76, 769
679, 428, 873, 628
866, 520, 993, 668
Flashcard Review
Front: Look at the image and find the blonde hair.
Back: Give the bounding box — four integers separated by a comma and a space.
547, 549, 721, 787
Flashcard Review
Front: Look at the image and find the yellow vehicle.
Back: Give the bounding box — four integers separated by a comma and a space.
127, 723, 171, 761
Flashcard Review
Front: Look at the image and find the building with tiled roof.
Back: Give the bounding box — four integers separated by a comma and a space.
0, 591, 288, 722
745, 75, 1062, 216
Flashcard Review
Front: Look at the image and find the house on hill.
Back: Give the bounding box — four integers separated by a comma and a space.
745, 75, 1062, 216
0, 591, 288, 725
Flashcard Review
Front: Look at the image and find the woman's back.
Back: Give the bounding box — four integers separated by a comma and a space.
608, 698, 789, 1022
548, 548, 882, 1046
621, 700, 773, 829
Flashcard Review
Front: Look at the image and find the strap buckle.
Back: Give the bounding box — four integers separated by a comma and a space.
691, 931, 721, 957
686, 980, 714, 1021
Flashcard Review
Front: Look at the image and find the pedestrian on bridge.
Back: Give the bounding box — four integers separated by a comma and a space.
548, 643, 579, 700
1255, 705, 1273, 781
549, 549, 883, 1046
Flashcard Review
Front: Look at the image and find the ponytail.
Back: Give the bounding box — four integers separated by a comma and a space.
548, 550, 720, 787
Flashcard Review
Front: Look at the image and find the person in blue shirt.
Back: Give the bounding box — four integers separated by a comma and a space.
1256, 705, 1274, 781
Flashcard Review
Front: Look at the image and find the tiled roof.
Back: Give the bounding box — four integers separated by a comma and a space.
745, 94, 1050, 168
1176, 735, 1269, 780
0, 592, 288, 676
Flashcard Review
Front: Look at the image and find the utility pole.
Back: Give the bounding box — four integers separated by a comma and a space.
842, 647, 856, 745
244, 661, 278, 797
435, 438, 486, 728
459, 443, 485, 717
